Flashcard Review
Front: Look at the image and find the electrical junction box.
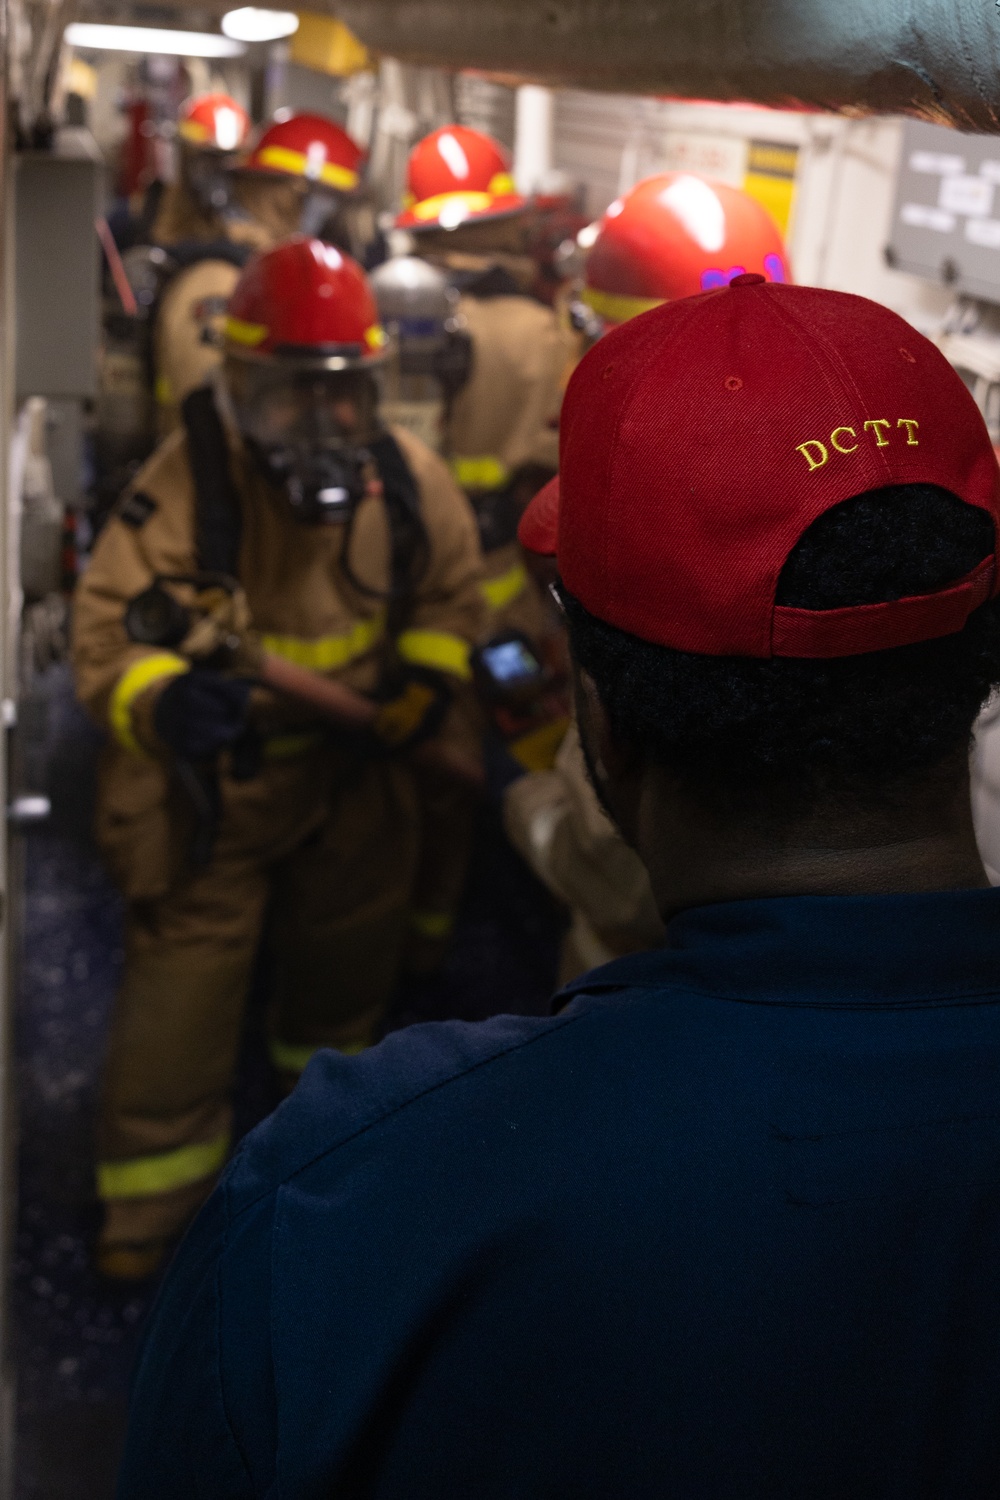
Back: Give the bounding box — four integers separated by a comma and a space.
888, 118, 1000, 303
15, 129, 103, 400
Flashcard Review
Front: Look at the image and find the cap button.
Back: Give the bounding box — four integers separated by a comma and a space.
730, 272, 766, 288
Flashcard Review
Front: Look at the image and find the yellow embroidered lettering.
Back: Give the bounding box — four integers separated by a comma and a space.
897, 418, 920, 446
864, 419, 891, 447
830, 426, 858, 454
796, 440, 829, 472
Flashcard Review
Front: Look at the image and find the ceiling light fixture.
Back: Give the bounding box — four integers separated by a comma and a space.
64, 22, 245, 56
221, 8, 300, 42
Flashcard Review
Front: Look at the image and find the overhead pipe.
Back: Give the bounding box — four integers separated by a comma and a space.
331, 0, 1000, 132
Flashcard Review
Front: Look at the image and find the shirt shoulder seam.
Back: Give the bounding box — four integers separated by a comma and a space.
230, 1010, 585, 1214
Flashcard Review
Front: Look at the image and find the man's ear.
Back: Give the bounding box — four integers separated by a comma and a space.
573, 666, 640, 783
572, 664, 645, 843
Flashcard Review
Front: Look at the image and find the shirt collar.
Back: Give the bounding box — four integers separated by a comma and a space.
556, 888, 1000, 1011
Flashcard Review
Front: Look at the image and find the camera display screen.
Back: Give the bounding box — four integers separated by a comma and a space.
480, 639, 543, 684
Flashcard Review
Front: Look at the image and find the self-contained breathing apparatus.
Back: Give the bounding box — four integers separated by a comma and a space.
369, 256, 472, 455
95, 239, 254, 522
121, 381, 468, 861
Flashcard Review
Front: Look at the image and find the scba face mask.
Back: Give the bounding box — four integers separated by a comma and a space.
186, 149, 237, 216
230, 365, 378, 526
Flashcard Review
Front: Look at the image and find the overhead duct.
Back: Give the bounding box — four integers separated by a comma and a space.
332, 0, 1000, 132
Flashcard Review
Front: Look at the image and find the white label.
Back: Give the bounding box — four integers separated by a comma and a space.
662, 132, 747, 186
939, 174, 995, 217
966, 217, 1000, 249
910, 150, 965, 175
901, 202, 956, 233
980, 161, 1000, 185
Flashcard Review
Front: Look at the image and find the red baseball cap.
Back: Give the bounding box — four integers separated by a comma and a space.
518, 275, 1000, 658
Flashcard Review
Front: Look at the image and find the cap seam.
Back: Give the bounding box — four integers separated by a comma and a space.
760, 293, 895, 653
765, 292, 895, 484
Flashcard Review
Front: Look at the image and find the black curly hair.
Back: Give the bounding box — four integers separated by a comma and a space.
563, 483, 1000, 807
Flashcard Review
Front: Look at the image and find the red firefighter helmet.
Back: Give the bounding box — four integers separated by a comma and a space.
242, 112, 364, 193
397, 125, 525, 232
177, 92, 250, 152
583, 173, 791, 325
223, 237, 386, 366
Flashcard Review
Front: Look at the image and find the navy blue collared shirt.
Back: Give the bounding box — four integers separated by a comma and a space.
119, 890, 1000, 1498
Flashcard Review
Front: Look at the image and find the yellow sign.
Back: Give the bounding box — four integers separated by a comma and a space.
743, 139, 799, 237
291, 13, 372, 76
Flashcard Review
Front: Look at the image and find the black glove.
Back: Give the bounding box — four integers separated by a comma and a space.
153, 670, 252, 761
370, 668, 451, 752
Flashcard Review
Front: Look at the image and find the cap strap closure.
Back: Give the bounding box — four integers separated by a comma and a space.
771, 554, 996, 658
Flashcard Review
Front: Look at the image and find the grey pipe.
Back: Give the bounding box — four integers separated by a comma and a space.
332, 0, 1000, 131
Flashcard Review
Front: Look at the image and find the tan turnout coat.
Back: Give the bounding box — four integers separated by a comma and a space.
73, 419, 486, 901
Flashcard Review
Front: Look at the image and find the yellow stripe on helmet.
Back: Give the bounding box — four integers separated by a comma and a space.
581, 285, 665, 326
256, 144, 359, 191
178, 119, 212, 144
224, 315, 269, 347
411, 190, 495, 223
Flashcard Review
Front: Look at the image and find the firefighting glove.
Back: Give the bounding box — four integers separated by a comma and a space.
153, 670, 252, 761
370, 668, 451, 753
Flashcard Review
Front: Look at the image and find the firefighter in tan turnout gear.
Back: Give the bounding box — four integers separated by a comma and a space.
387, 126, 576, 968
399, 125, 576, 646
149, 91, 251, 248
73, 237, 485, 1279
153, 111, 366, 434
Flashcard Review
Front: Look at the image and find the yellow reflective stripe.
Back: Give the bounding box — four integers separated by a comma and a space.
481, 560, 528, 611
224, 315, 269, 347
318, 159, 360, 190
412, 190, 494, 223
270, 1037, 367, 1073
397, 628, 472, 681
178, 119, 211, 144
154, 373, 173, 407
97, 1131, 230, 1200
409, 908, 455, 939
261, 613, 384, 671
256, 144, 359, 191
263, 730, 325, 761
581, 285, 665, 326
451, 455, 511, 492
110, 653, 189, 756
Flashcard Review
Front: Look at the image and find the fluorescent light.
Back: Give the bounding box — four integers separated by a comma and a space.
221, 8, 299, 42
64, 22, 245, 56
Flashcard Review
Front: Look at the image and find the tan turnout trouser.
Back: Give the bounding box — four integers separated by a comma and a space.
97, 741, 420, 1249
